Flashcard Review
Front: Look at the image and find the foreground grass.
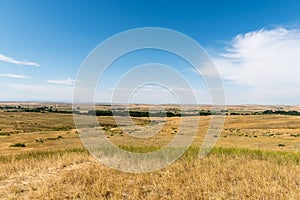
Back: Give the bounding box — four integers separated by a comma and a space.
1, 147, 300, 199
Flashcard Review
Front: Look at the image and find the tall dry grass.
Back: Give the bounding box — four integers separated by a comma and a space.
1, 147, 299, 199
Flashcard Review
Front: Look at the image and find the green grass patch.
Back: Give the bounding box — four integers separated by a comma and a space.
116, 145, 300, 165
210, 147, 300, 164
118, 145, 161, 153
1, 145, 299, 166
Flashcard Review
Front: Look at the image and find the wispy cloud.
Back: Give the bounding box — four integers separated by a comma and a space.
209, 27, 300, 104
0, 73, 30, 79
0, 54, 40, 67
47, 78, 76, 85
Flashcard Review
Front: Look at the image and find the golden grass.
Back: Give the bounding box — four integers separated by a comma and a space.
0, 112, 75, 134
1, 111, 299, 153
0, 147, 299, 199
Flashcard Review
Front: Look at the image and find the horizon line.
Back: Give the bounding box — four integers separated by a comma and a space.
0, 100, 299, 107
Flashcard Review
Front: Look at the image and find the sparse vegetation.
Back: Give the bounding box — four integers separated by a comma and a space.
1, 103, 300, 199
10, 142, 26, 147
36, 135, 63, 143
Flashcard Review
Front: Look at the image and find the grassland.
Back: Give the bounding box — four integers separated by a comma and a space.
0, 103, 300, 199
1, 147, 299, 199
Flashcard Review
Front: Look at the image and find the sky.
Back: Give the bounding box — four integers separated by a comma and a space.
0, 0, 300, 105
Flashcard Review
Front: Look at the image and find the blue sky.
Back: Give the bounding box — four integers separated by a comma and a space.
1, 0, 300, 104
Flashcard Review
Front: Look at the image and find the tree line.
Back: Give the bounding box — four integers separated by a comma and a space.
262, 110, 300, 116
2, 105, 300, 117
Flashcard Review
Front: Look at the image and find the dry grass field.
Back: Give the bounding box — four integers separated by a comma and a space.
0, 103, 300, 199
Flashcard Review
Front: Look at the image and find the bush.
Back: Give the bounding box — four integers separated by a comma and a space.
10, 143, 26, 147
35, 135, 63, 143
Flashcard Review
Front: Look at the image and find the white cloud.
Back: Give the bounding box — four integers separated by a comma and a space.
0, 73, 30, 79
47, 78, 76, 85
0, 54, 40, 67
211, 27, 300, 104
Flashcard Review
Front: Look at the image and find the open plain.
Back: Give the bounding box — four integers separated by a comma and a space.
0, 103, 300, 199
